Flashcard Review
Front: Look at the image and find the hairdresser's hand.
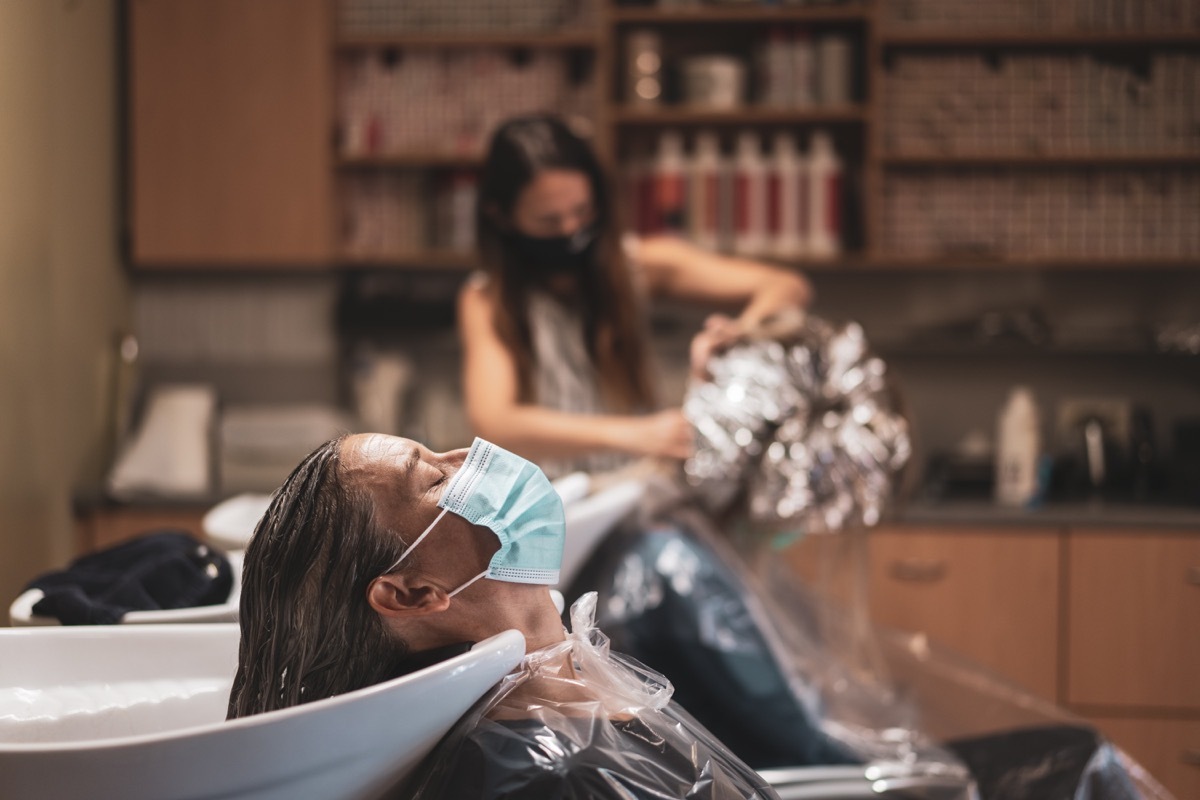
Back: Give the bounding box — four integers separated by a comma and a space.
623, 409, 694, 461
689, 314, 745, 381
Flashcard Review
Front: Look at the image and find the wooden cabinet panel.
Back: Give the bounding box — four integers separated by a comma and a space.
867, 526, 1061, 701
1088, 717, 1200, 800
130, 0, 332, 265
1066, 530, 1200, 710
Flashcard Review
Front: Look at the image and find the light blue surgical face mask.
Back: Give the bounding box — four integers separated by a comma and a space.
382, 438, 565, 596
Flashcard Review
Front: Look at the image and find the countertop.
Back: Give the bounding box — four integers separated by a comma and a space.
892, 498, 1200, 530
75, 488, 1200, 531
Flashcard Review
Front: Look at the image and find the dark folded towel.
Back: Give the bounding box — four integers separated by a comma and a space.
26, 531, 232, 625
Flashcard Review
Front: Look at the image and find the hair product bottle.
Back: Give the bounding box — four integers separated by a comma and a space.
817, 34, 852, 107
689, 131, 723, 251
769, 132, 805, 259
733, 131, 767, 256
758, 26, 794, 108
807, 130, 842, 258
654, 130, 688, 234
995, 386, 1041, 507
792, 27, 816, 108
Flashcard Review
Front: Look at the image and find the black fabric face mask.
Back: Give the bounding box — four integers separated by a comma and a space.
504, 225, 598, 276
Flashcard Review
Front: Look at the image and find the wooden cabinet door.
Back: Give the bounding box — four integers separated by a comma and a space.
130, 0, 332, 265
868, 525, 1061, 701
1066, 530, 1200, 710
1088, 717, 1200, 800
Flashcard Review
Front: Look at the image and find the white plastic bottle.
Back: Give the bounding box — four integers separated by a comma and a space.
689, 131, 723, 251
769, 132, 805, 259
758, 26, 794, 108
792, 27, 816, 109
817, 34, 852, 107
654, 130, 688, 234
733, 131, 767, 256
806, 130, 842, 259
994, 386, 1041, 507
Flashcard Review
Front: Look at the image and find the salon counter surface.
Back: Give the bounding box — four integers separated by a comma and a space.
72, 486, 1200, 553
892, 498, 1200, 531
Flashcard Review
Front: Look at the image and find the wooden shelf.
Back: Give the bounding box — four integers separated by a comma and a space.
613, 106, 867, 125
859, 255, 1200, 270
335, 30, 599, 50
339, 251, 478, 270
335, 252, 1200, 273
611, 5, 871, 24
881, 153, 1200, 167
880, 30, 1200, 48
338, 154, 482, 169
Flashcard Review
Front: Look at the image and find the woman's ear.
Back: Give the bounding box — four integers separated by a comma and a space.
367, 573, 451, 618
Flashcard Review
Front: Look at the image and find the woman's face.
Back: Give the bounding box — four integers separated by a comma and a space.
341, 434, 497, 587
511, 168, 596, 238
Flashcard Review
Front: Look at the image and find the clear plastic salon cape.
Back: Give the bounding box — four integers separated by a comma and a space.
401, 591, 780, 800
566, 491, 1173, 800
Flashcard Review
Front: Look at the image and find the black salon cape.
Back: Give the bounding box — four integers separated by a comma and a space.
405, 711, 778, 800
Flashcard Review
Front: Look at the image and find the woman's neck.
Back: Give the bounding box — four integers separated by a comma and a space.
540, 273, 580, 303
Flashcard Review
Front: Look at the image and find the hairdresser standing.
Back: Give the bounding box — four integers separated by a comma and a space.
459, 115, 812, 478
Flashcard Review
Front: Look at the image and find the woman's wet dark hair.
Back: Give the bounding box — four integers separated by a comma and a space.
475, 114, 655, 412
226, 436, 412, 719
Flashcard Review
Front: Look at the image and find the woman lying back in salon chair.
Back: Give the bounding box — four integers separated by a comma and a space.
227, 433, 778, 799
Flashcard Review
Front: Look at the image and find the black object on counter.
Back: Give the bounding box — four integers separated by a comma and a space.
26, 531, 232, 625
946, 725, 1139, 800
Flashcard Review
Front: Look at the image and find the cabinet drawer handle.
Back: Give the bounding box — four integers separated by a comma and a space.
889, 559, 947, 584
1181, 749, 1200, 768
1187, 568, 1200, 587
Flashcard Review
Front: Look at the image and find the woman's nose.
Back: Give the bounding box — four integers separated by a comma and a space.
558, 214, 585, 237
435, 446, 470, 471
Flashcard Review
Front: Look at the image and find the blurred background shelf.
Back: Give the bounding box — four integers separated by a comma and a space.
612, 106, 868, 125
337, 154, 484, 169
880, 31, 1200, 47
611, 4, 872, 24
880, 153, 1200, 167
334, 30, 601, 49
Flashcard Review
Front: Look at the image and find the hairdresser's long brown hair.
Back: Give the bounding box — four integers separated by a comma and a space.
475, 115, 656, 412
226, 437, 412, 719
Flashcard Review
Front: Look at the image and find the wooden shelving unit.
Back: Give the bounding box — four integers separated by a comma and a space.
334, 30, 600, 49
880, 30, 1200, 47
337, 154, 483, 169
125, 0, 1197, 271
339, 251, 478, 270
610, 4, 871, 24
880, 153, 1200, 167
868, 6, 1200, 268
611, 106, 868, 125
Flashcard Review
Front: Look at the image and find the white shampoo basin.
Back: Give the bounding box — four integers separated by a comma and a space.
0, 623, 524, 799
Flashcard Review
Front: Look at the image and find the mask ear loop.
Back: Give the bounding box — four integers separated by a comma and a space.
448, 569, 488, 598
382, 507, 449, 576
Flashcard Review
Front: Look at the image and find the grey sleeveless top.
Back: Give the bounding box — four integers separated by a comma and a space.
471, 238, 650, 479
526, 290, 632, 480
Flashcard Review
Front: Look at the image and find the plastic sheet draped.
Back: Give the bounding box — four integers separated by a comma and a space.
401, 592, 780, 800
683, 315, 912, 540
567, 492, 1174, 800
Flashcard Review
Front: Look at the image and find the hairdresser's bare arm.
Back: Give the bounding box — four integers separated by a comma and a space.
637, 235, 813, 327
458, 283, 691, 461
636, 236, 813, 376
